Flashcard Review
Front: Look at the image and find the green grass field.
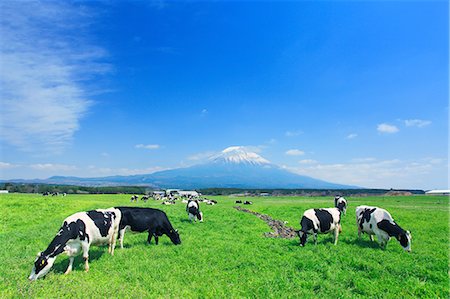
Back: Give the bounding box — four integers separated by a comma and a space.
1, 194, 448, 298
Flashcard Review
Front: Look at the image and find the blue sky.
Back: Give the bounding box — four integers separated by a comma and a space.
0, 0, 448, 189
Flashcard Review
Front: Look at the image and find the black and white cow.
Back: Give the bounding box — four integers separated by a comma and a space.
186, 200, 203, 222
298, 208, 342, 246
29, 208, 121, 281
334, 196, 348, 215
235, 200, 242, 204
243, 201, 253, 205
116, 207, 181, 248
130, 195, 139, 202
356, 205, 411, 251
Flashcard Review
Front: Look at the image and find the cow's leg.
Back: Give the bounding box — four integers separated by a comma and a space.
118, 229, 125, 249
154, 234, 159, 245
64, 256, 74, 275
109, 231, 117, 256
369, 234, 374, 242
334, 228, 339, 245
147, 231, 153, 244
81, 242, 90, 272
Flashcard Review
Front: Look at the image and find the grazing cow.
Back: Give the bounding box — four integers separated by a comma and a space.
243, 201, 253, 205
298, 208, 342, 246
334, 196, 348, 215
162, 200, 175, 205
186, 200, 203, 222
356, 206, 411, 251
42, 192, 49, 196
51, 192, 58, 196
28, 208, 121, 281
115, 207, 181, 248
141, 195, 150, 202
235, 200, 242, 204
130, 195, 138, 202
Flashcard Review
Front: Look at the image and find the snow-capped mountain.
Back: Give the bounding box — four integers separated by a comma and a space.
25, 146, 357, 189
210, 146, 270, 165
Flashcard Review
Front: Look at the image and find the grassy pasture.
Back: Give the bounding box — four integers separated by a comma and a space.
0, 193, 448, 298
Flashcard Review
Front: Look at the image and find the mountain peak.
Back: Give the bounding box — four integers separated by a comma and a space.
210, 146, 270, 165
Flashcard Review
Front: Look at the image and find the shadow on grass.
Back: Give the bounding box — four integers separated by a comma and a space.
51, 248, 108, 274
341, 237, 380, 249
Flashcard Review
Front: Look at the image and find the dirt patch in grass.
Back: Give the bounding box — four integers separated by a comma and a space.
234, 206, 298, 239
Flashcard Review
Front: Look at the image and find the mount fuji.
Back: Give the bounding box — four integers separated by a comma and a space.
36, 146, 356, 189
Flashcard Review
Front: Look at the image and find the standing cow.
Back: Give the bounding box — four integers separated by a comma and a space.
298, 208, 342, 246
116, 207, 181, 248
29, 208, 121, 281
186, 200, 203, 222
356, 205, 411, 251
334, 196, 348, 215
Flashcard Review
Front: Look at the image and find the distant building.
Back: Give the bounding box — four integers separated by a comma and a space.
0, 190, 9, 194
259, 193, 270, 197
425, 190, 450, 196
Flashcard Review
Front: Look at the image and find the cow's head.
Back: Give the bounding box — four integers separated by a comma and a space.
297, 231, 308, 247
28, 252, 56, 281
168, 229, 181, 245
398, 230, 412, 252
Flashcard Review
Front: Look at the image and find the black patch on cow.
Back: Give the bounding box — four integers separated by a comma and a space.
86, 210, 113, 237
359, 208, 376, 229
369, 224, 372, 229
377, 219, 408, 247
299, 216, 315, 246
336, 201, 346, 213
314, 209, 333, 232
40, 219, 88, 262
188, 206, 199, 217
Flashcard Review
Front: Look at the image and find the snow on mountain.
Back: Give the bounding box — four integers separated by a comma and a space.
210, 146, 270, 165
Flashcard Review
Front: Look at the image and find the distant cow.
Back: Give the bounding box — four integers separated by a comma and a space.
334, 196, 348, 215
298, 208, 341, 246
130, 195, 138, 202
28, 208, 121, 281
42, 192, 49, 196
243, 201, 252, 205
186, 200, 203, 222
115, 207, 181, 248
141, 195, 150, 202
235, 200, 242, 204
356, 206, 411, 251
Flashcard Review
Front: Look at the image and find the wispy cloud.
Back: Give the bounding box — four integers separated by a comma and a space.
29, 163, 77, 171
298, 159, 317, 164
135, 144, 160, 150
377, 123, 399, 134
285, 130, 303, 137
0, 1, 110, 153
285, 149, 305, 156
404, 119, 431, 128
286, 157, 447, 189
346, 133, 358, 139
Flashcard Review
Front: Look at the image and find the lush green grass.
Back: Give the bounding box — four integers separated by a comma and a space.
0, 194, 448, 298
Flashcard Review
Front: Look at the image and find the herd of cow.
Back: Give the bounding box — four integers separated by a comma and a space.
28, 196, 411, 281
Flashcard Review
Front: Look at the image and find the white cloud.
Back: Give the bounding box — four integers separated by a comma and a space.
286, 157, 448, 189
135, 144, 160, 150
201, 108, 208, 116
299, 159, 318, 164
377, 123, 399, 134
346, 133, 358, 139
404, 119, 431, 128
285, 149, 305, 156
85, 166, 166, 176
0, 162, 17, 169
187, 151, 216, 161
285, 130, 303, 137
29, 163, 77, 171
0, 1, 110, 153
